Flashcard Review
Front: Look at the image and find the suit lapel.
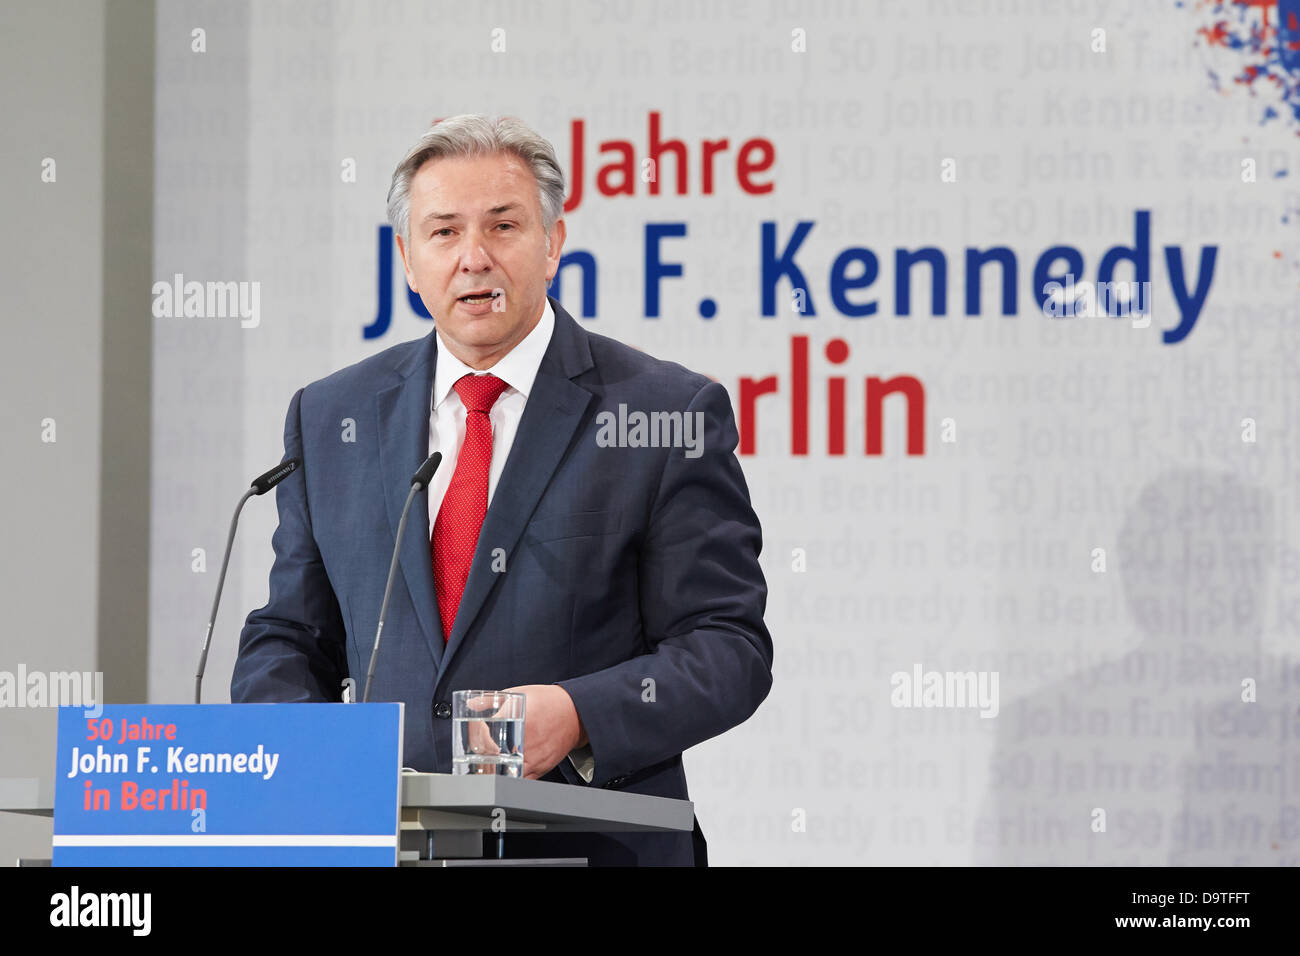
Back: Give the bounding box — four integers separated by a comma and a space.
438, 297, 595, 683
375, 329, 444, 673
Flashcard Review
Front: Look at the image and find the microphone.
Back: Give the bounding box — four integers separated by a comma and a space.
411, 452, 442, 489
194, 457, 302, 704
363, 452, 442, 702
250, 459, 301, 495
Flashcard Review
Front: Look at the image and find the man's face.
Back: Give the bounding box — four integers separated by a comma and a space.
395, 151, 565, 369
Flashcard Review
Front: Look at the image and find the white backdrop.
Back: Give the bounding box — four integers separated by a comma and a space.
148, 0, 1300, 864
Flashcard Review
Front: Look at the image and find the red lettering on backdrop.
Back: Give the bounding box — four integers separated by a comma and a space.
563, 112, 776, 213
733, 336, 926, 457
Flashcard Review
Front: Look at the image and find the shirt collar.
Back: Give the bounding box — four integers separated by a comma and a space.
432, 297, 555, 410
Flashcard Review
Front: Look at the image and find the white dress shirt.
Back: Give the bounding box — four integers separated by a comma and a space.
427, 297, 595, 783
427, 297, 554, 530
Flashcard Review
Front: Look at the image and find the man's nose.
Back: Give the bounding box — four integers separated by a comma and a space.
458, 233, 493, 271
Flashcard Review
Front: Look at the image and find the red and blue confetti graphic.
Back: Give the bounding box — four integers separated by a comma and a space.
1187, 0, 1300, 130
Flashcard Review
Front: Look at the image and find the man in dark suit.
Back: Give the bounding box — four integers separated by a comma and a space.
231, 115, 773, 866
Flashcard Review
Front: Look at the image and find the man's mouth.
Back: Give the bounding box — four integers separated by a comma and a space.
458, 290, 501, 304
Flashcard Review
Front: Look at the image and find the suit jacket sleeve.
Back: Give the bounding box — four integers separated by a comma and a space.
230, 387, 347, 702
556, 380, 774, 787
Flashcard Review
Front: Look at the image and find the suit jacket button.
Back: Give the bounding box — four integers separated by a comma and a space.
433, 701, 451, 719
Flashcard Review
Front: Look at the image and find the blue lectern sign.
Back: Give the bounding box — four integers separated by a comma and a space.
52, 703, 403, 866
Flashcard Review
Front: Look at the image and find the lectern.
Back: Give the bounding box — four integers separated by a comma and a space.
0, 773, 695, 866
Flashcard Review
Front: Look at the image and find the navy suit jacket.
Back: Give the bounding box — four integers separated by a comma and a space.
231, 296, 774, 865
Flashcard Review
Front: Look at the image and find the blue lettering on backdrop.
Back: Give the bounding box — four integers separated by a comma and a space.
644, 222, 686, 318
362, 212, 1218, 346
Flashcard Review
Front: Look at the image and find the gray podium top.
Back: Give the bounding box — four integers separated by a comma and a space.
0, 774, 694, 834
0, 778, 53, 817
400, 772, 693, 833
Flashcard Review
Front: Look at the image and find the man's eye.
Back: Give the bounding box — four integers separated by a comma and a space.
496, 223, 513, 230
434, 228, 452, 237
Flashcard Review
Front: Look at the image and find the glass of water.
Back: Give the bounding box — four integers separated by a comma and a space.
451, 690, 526, 776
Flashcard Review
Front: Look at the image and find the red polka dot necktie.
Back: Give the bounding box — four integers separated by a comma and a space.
432, 373, 511, 642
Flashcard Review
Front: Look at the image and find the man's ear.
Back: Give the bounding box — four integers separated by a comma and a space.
394, 232, 418, 292
544, 218, 567, 281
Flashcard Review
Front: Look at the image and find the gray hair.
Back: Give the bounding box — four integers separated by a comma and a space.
386, 114, 566, 245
